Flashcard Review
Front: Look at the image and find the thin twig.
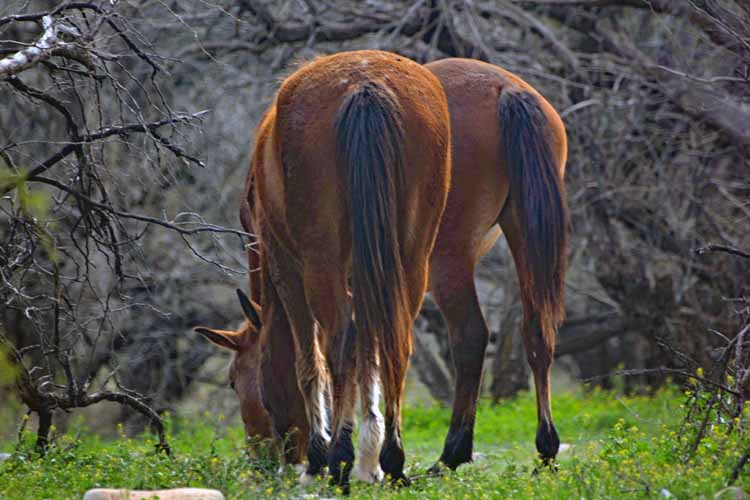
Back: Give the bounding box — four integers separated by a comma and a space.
695, 244, 750, 260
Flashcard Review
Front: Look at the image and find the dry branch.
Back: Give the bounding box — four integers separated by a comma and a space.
0, 15, 82, 78
555, 314, 626, 357
695, 244, 750, 260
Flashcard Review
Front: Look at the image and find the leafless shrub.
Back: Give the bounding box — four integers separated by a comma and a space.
0, 1, 254, 450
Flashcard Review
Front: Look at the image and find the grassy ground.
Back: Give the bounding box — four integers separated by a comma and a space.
1, 387, 748, 499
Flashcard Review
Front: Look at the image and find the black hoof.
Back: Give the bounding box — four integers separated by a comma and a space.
379, 434, 406, 484
533, 458, 559, 475
388, 473, 412, 487
330, 481, 351, 496
535, 421, 560, 463
306, 433, 329, 477
438, 425, 474, 470
328, 427, 354, 490
425, 461, 447, 477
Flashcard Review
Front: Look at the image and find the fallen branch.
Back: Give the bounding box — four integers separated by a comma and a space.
77, 391, 170, 454
16, 362, 170, 454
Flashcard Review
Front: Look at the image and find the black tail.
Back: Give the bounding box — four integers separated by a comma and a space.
499, 90, 569, 343
336, 82, 411, 411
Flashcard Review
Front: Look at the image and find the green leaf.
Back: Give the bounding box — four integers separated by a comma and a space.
22, 190, 53, 220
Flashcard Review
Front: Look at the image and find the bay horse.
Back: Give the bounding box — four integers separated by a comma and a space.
198, 50, 452, 488
196, 57, 568, 480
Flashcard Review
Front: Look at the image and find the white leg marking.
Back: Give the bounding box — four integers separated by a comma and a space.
354, 375, 384, 483
317, 382, 331, 442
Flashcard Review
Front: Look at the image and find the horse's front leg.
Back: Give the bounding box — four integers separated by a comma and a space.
305, 265, 357, 490
354, 342, 385, 484
268, 256, 331, 483
259, 276, 311, 466
291, 325, 332, 482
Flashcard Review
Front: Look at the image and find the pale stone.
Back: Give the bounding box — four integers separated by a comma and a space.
83, 488, 224, 500
714, 487, 748, 500
0, 452, 11, 461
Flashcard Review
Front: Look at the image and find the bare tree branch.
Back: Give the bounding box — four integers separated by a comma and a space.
0, 15, 82, 78
695, 244, 750, 260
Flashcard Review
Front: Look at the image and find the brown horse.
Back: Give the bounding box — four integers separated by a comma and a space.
198, 50, 452, 488
196, 57, 568, 479
424, 59, 567, 470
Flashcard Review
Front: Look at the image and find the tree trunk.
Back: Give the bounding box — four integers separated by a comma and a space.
35, 410, 52, 454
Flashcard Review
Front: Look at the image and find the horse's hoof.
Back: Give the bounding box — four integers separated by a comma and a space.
396, 475, 412, 487
532, 458, 559, 475
388, 473, 412, 487
426, 461, 447, 477
299, 471, 317, 485
328, 477, 351, 496
353, 464, 384, 483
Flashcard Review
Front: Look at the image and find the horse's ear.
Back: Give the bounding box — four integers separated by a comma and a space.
194, 326, 241, 351
236, 288, 262, 330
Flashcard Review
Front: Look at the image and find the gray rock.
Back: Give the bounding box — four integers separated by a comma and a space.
83, 488, 224, 500
0, 452, 11, 461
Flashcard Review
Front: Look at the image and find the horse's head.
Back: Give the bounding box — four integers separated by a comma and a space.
193, 289, 273, 439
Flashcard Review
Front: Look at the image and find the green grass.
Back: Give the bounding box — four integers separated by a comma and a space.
1, 388, 748, 499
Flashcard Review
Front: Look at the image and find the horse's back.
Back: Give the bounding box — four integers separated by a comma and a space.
265, 50, 451, 263
425, 58, 566, 270
428, 58, 566, 165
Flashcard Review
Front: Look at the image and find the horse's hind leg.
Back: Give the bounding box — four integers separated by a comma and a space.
378, 361, 410, 485
498, 208, 559, 466
354, 344, 384, 483
304, 264, 357, 489
429, 257, 489, 470
378, 264, 431, 485
521, 313, 558, 466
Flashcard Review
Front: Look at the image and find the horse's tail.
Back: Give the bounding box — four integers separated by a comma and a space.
499, 89, 569, 345
336, 82, 411, 410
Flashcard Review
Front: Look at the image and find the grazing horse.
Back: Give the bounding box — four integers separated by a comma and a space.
198, 50, 452, 488
196, 57, 568, 480
424, 59, 567, 469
